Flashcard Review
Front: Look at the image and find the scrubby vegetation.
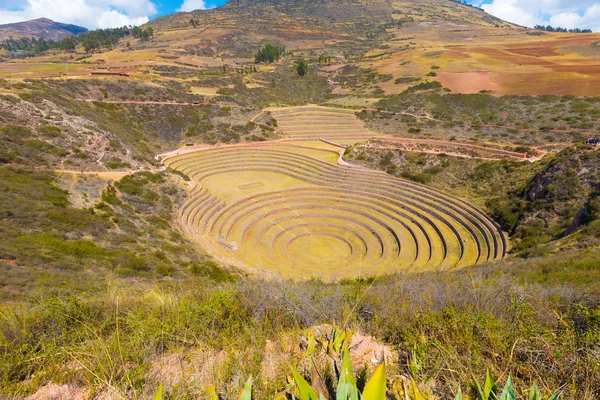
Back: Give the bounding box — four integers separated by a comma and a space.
1, 246, 598, 397
0, 167, 210, 275
346, 145, 600, 256
361, 93, 600, 146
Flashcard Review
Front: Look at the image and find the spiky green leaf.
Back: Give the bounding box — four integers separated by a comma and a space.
333, 331, 348, 354
238, 376, 252, 400
528, 383, 541, 400
484, 369, 497, 400
473, 374, 485, 400
408, 346, 420, 378
410, 376, 426, 400
291, 363, 319, 400
206, 385, 219, 400
455, 388, 464, 400
362, 361, 386, 400
306, 332, 316, 358
336, 345, 359, 400
153, 384, 163, 400
498, 376, 516, 400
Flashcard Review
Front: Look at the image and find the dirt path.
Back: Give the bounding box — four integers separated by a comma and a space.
75, 99, 210, 106
250, 110, 265, 122
51, 167, 165, 179
157, 137, 331, 162
367, 136, 534, 160
52, 170, 134, 179
357, 144, 522, 161
363, 108, 440, 122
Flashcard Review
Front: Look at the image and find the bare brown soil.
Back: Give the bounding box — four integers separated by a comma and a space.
436, 71, 501, 94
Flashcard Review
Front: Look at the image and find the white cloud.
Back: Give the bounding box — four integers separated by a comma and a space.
0, 0, 157, 29
177, 0, 208, 12
479, 0, 600, 31
481, 0, 539, 27
549, 5, 600, 32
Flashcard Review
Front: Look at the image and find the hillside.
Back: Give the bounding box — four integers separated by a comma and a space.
0, 18, 88, 41
141, 0, 600, 95
1, 1, 599, 95
144, 0, 511, 71
0, 0, 599, 398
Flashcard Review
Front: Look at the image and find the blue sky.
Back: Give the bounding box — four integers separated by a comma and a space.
0, 0, 598, 31
156, 0, 228, 16
471, 0, 600, 31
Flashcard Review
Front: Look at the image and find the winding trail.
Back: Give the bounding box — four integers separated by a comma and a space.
75, 99, 210, 106
365, 137, 531, 160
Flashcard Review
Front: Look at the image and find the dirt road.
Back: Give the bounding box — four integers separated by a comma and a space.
76, 99, 210, 106
369, 137, 530, 160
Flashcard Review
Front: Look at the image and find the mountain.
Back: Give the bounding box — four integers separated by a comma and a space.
0, 17, 88, 41
142, 0, 600, 96
148, 0, 509, 56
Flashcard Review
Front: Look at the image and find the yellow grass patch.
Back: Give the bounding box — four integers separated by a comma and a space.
189, 86, 220, 95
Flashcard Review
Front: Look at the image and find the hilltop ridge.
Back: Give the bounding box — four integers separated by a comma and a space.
149, 0, 509, 36
0, 17, 88, 41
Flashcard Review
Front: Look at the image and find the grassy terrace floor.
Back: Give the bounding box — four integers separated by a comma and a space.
269, 106, 373, 145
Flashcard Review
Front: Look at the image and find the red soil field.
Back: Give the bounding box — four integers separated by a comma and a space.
436, 71, 501, 94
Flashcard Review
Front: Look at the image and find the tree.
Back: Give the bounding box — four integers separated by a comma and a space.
131, 26, 143, 38
254, 43, 285, 63
318, 53, 332, 64
139, 27, 154, 41
534, 24, 592, 33
0, 24, 135, 57
59, 37, 76, 52
82, 37, 99, 53
296, 58, 308, 76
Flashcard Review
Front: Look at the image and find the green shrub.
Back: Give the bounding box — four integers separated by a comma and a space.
38, 125, 62, 137
394, 76, 421, 84
402, 80, 442, 94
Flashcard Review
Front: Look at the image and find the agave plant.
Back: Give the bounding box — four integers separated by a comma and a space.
527, 383, 562, 400
465, 369, 561, 400
151, 328, 562, 400
288, 343, 386, 400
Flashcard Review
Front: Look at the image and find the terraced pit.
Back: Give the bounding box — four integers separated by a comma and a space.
270, 106, 372, 145
164, 140, 507, 280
